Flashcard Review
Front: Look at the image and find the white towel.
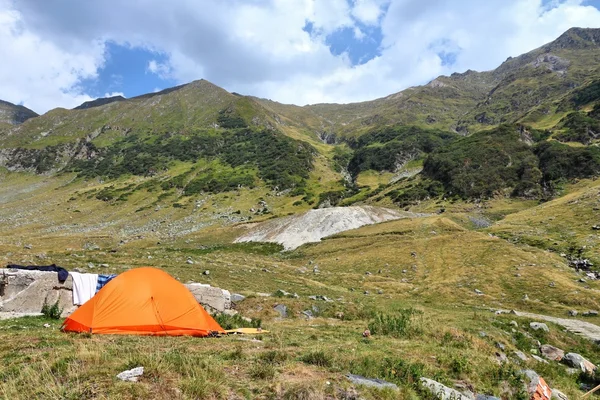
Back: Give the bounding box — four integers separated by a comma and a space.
71, 272, 99, 305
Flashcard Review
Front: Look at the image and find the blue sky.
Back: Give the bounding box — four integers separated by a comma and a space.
2, 0, 600, 113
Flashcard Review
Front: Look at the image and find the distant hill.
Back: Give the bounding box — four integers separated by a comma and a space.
74, 95, 126, 110
0, 99, 38, 125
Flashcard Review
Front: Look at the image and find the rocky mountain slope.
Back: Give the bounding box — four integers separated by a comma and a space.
0, 99, 38, 126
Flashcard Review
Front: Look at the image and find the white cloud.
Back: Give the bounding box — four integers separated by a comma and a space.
104, 91, 125, 98
2, 0, 600, 113
351, 0, 386, 25
0, 0, 104, 113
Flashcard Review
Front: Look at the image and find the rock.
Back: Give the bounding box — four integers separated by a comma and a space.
43, 323, 51, 328
186, 259, 194, 265
364, 291, 369, 295
23, 244, 32, 249
377, 289, 383, 295
99, 263, 109, 268
532, 355, 549, 364
479, 331, 487, 338
562, 353, 596, 375
579, 278, 587, 283
185, 284, 231, 312
549, 282, 555, 287
522, 294, 529, 301
522, 370, 551, 398
583, 310, 599, 317
302, 310, 314, 319
568, 310, 578, 317
496, 342, 506, 351
419, 377, 472, 399
496, 352, 508, 364
231, 293, 246, 303
273, 304, 287, 318
365, 271, 372, 276
308, 295, 317, 300
540, 344, 564, 361
514, 351, 529, 362
510, 321, 518, 327
551, 389, 568, 400
346, 374, 398, 390
87, 262, 95, 268
530, 322, 549, 332
475, 289, 483, 295
203, 270, 210, 275
593, 225, 600, 230
116, 366, 144, 382
402, 269, 407, 274
476, 395, 500, 400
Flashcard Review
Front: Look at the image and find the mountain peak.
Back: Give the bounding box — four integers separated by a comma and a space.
73, 95, 126, 111
0, 99, 38, 125
545, 27, 600, 50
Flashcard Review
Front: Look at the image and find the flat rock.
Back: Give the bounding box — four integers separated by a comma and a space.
346, 374, 398, 390
531, 355, 549, 364
273, 304, 287, 318
117, 366, 144, 382
540, 344, 564, 361
231, 293, 246, 303
514, 351, 529, 362
420, 377, 473, 400
551, 389, 568, 400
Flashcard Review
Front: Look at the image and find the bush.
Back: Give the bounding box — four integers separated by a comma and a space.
41, 298, 63, 319
213, 313, 262, 330
368, 308, 422, 338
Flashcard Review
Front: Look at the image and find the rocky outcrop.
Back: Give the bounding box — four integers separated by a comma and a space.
235, 206, 425, 250
0, 99, 38, 125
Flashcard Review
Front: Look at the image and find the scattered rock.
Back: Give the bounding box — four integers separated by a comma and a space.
117, 366, 144, 382
43, 323, 51, 328
87, 262, 95, 268
186, 259, 194, 265
99, 263, 109, 268
582, 310, 599, 317
593, 225, 600, 230
231, 293, 246, 303
23, 244, 32, 249
419, 377, 472, 400
479, 331, 487, 338
532, 355, 549, 364
562, 353, 596, 375
364, 291, 369, 295
496, 352, 508, 364
362, 329, 371, 338
522, 294, 529, 301
510, 321, 518, 327
365, 271, 372, 276
568, 310, 578, 317
496, 342, 506, 351
579, 278, 587, 283
475, 289, 483, 295
203, 270, 210, 275
540, 344, 564, 361
530, 322, 549, 332
377, 289, 383, 295
346, 374, 398, 390
549, 282, 555, 288
273, 304, 287, 318
514, 351, 529, 362
302, 310, 314, 319
551, 389, 568, 400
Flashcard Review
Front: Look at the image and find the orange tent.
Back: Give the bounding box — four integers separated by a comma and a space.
62, 267, 223, 336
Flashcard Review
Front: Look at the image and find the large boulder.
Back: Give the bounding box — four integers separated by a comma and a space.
0, 269, 75, 317
562, 353, 596, 375
184, 283, 231, 313
530, 322, 550, 332
540, 344, 564, 361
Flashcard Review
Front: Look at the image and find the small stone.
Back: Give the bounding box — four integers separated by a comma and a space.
522, 294, 529, 301
514, 351, 529, 362
479, 331, 487, 338
274, 304, 287, 318
365, 271, 372, 275
302, 310, 314, 319
579, 278, 587, 283
568, 310, 578, 317
231, 293, 246, 303
203, 270, 210, 275
496, 342, 506, 351
530, 322, 549, 332
495, 352, 508, 364
402, 269, 407, 274
364, 291, 369, 295
87, 262, 95, 269
43, 323, 51, 328
186, 259, 194, 264
377, 289, 384, 294
117, 366, 144, 382
474, 289, 484, 295
99, 263, 109, 268
510, 321, 518, 327
24, 244, 32, 249
531, 355, 549, 364
549, 281, 555, 287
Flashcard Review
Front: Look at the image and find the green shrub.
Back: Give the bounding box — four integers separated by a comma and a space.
248, 362, 276, 379
368, 308, 422, 338
213, 313, 261, 330
41, 298, 63, 319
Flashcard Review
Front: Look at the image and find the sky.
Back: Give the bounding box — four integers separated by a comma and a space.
1, 0, 600, 114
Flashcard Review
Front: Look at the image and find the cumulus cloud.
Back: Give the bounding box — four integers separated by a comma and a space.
2, 0, 600, 112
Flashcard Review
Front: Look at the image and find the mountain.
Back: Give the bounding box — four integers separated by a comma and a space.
73, 95, 126, 110
0, 99, 38, 125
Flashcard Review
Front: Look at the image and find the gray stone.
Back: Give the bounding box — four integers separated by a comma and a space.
551, 389, 568, 400
583, 310, 599, 317
510, 321, 518, 327
568, 310, 578, 317
522, 370, 542, 395
203, 270, 210, 275
274, 304, 287, 318
116, 366, 144, 382
346, 374, 398, 390
562, 352, 596, 375
99, 263, 109, 268
479, 331, 487, 338
540, 344, 564, 361
377, 289, 384, 295
530, 322, 549, 332
87, 262, 95, 268
496, 352, 508, 364
302, 310, 314, 319
420, 377, 473, 400
184, 284, 231, 312
231, 293, 246, 303
495, 342, 506, 351
186, 259, 194, 265
475, 289, 483, 295
522, 294, 529, 301
514, 351, 529, 362
23, 244, 32, 249
476, 396, 500, 400
531, 355, 548, 364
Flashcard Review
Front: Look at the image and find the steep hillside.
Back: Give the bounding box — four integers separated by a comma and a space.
0, 99, 38, 125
